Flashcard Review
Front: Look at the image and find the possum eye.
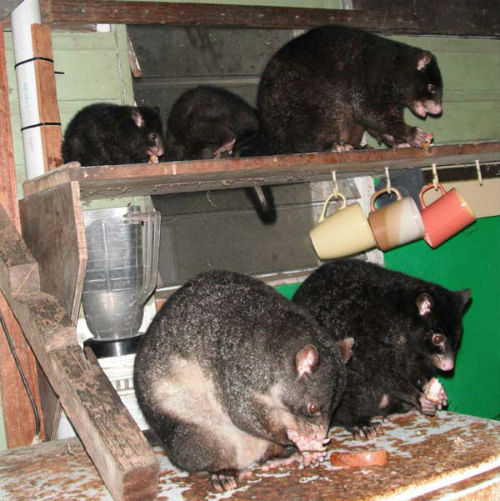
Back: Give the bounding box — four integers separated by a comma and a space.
307, 403, 321, 415
149, 132, 158, 142
427, 83, 436, 94
432, 333, 444, 345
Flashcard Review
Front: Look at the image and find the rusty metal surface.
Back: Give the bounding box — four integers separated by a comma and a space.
0, 411, 499, 500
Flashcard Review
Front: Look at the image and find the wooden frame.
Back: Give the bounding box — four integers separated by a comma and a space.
36, 0, 500, 37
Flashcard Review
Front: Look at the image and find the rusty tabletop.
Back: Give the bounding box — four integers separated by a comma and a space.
0, 411, 498, 501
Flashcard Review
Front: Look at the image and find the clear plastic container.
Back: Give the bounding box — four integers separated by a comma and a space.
81, 206, 160, 341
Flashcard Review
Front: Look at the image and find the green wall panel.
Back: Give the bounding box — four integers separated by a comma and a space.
384, 217, 500, 421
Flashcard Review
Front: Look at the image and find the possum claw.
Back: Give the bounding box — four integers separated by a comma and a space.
352, 424, 378, 440
214, 138, 236, 159
211, 471, 241, 492
331, 140, 354, 153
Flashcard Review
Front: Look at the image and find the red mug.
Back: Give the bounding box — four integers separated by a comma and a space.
419, 183, 476, 248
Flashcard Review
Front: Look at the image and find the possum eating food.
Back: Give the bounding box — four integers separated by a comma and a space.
293, 259, 470, 439
134, 270, 352, 491
257, 24, 443, 154
62, 103, 164, 166
165, 85, 275, 223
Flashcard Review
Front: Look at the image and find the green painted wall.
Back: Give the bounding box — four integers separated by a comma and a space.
384, 218, 500, 420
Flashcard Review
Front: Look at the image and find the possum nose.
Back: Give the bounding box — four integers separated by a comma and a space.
434, 354, 454, 371
425, 102, 442, 116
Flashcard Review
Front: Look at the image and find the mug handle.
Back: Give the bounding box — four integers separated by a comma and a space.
419, 183, 446, 209
319, 192, 347, 223
369, 187, 402, 211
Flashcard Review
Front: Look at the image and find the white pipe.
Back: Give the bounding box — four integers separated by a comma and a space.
11, 0, 45, 180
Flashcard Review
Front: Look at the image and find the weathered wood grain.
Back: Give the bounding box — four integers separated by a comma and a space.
22, 142, 500, 200
0, 204, 159, 501
38, 0, 500, 37
0, 22, 44, 448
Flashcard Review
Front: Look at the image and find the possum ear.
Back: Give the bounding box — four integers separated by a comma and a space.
295, 344, 319, 377
417, 51, 432, 71
416, 292, 434, 316
131, 108, 145, 128
337, 337, 354, 364
456, 288, 471, 309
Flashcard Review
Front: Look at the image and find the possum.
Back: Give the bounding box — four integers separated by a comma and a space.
166, 85, 260, 161
134, 270, 352, 491
257, 24, 443, 154
62, 103, 164, 166
165, 85, 275, 223
293, 259, 470, 439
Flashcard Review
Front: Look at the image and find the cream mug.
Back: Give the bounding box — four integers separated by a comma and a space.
309, 192, 376, 259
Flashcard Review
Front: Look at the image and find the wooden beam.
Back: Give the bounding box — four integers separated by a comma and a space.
31, 24, 63, 172
37, 0, 500, 37
22, 142, 500, 200
20, 182, 87, 325
0, 203, 159, 501
0, 23, 44, 448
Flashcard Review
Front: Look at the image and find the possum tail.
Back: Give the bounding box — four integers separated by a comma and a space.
234, 132, 277, 224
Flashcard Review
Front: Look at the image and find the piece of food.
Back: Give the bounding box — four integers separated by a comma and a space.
424, 377, 443, 403
330, 449, 388, 467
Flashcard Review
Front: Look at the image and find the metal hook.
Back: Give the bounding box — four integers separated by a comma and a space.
475, 159, 483, 186
384, 166, 391, 194
331, 170, 339, 197
431, 163, 439, 189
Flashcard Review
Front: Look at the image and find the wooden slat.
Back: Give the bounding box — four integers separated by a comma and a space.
22, 142, 500, 200
32, 24, 63, 171
0, 23, 44, 448
20, 182, 87, 325
0, 203, 159, 501
37, 0, 500, 37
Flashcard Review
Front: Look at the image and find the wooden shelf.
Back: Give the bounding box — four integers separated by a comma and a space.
23, 141, 500, 201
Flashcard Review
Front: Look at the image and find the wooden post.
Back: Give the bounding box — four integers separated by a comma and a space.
0, 202, 159, 501
0, 22, 44, 447
31, 23, 63, 171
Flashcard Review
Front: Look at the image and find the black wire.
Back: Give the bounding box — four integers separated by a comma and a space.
0, 310, 41, 438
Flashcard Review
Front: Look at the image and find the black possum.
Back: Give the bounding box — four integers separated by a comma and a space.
165, 85, 276, 223
257, 24, 443, 154
62, 103, 164, 166
293, 259, 470, 439
166, 85, 260, 161
134, 270, 352, 491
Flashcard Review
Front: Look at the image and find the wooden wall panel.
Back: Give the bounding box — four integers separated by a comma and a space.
0, 23, 43, 448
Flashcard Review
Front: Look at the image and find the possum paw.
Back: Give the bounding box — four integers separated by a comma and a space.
351, 424, 378, 440
210, 470, 247, 492
214, 138, 236, 159
331, 141, 355, 153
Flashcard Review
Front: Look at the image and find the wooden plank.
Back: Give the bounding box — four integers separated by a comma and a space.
37, 0, 500, 37
20, 182, 87, 325
0, 203, 159, 501
22, 142, 500, 200
32, 24, 63, 171
19, 180, 86, 440
354, 0, 500, 38
0, 22, 44, 448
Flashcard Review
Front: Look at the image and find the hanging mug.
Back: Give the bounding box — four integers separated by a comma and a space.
368, 187, 425, 251
419, 183, 476, 248
309, 192, 376, 259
